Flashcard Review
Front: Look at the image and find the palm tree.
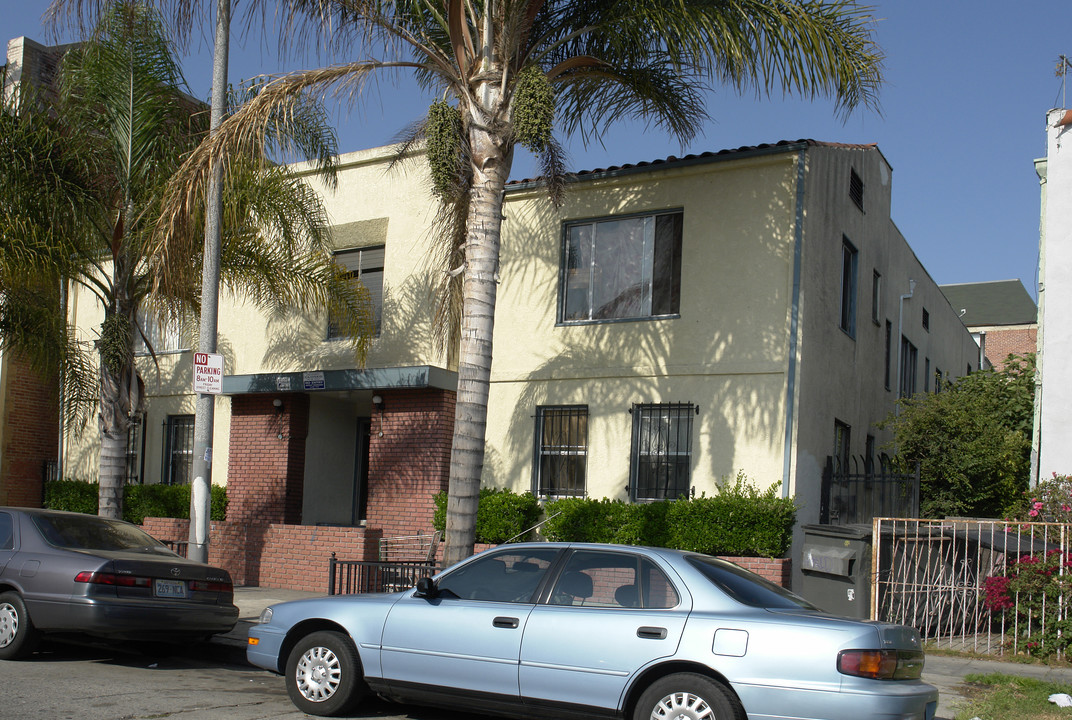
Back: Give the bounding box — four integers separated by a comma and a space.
0, 2, 372, 519
161, 0, 884, 565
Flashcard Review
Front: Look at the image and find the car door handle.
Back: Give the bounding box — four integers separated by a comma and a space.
493, 616, 520, 629
637, 626, 667, 640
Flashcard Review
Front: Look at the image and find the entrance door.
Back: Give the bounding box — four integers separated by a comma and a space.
352, 419, 371, 524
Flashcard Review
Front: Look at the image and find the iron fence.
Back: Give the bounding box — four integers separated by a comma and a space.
328, 553, 438, 595
873, 518, 1071, 660
821, 455, 919, 525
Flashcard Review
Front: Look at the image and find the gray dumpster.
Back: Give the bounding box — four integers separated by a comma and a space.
799, 523, 873, 619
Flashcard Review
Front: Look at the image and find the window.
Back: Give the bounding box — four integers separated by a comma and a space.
934, 366, 943, 392
922, 307, 930, 332
630, 403, 695, 501
134, 309, 182, 354
163, 415, 195, 485
688, 555, 818, 610
834, 419, 851, 473
899, 337, 918, 398
884, 320, 892, 390
534, 406, 588, 497
924, 357, 931, 392
871, 270, 882, 325
839, 238, 858, 337
549, 550, 679, 609
849, 168, 864, 211
560, 210, 682, 324
865, 434, 875, 475
0, 512, 12, 550
435, 547, 559, 603
328, 245, 384, 339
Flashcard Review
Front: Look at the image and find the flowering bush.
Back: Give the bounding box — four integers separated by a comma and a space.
1008, 474, 1072, 522
982, 548, 1072, 658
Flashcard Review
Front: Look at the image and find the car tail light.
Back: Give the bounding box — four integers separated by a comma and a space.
190, 579, 233, 593
74, 571, 151, 588
838, 649, 925, 680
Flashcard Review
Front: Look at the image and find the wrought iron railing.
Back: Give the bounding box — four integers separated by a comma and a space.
873, 518, 1070, 660
328, 553, 438, 595
821, 455, 919, 525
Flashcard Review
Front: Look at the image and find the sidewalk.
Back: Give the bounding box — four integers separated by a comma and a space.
214, 585, 1072, 720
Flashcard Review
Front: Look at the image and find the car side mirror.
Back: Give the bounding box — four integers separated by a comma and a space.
414, 576, 439, 599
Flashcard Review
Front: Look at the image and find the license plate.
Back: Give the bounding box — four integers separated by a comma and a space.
154, 578, 187, 598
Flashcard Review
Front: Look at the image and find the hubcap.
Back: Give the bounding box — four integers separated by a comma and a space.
649, 691, 714, 720
294, 645, 341, 702
0, 602, 18, 648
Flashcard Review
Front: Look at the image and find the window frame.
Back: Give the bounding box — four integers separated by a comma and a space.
899, 336, 918, 398
162, 414, 195, 486
849, 168, 865, 211
328, 244, 385, 340
558, 209, 683, 326
871, 270, 882, 325
839, 237, 858, 338
533, 405, 589, 498
629, 402, 696, 502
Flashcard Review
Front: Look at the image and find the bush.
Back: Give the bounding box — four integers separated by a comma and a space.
432, 487, 542, 544
1007, 473, 1072, 523
44, 480, 228, 524
543, 472, 796, 557
982, 548, 1072, 659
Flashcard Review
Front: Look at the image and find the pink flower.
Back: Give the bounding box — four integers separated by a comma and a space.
1034, 501, 1044, 510
1063, 505, 1071, 512
1029, 509, 1039, 517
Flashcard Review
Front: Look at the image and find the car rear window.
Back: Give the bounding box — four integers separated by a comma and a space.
686, 555, 819, 610
32, 514, 171, 553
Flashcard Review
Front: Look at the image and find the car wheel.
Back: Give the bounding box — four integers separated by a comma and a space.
0, 591, 40, 660
284, 630, 367, 716
633, 672, 745, 720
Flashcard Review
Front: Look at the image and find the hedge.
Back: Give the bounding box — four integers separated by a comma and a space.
432, 487, 542, 544
43, 479, 228, 525
542, 473, 796, 557
433, 473, 796, 558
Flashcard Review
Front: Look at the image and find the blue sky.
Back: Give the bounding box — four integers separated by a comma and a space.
9, 2, 1066, 300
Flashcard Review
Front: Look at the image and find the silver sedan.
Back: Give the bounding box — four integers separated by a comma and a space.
249, 542, 937, 720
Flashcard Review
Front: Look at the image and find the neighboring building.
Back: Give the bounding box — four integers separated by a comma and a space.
60, 139, 979, 591
0, 37, 72, 507
940, 280, 1037, 371
1035, 108, 1072, 482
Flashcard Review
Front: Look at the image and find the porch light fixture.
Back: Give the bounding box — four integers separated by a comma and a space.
273, 398, 284, 414
372, 394, 383, 409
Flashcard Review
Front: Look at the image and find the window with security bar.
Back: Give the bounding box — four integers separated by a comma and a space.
534, 406, 588, 497
163, 414, 195, 486
630, 403, 696, 501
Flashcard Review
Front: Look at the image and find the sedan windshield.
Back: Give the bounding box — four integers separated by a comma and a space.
687, 555, 819, 610
32, 514, 172, 553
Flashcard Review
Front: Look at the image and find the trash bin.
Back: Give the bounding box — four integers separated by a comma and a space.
799, 523, 873, 619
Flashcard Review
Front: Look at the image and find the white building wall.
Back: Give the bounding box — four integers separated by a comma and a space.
1038, 109, 1072, 478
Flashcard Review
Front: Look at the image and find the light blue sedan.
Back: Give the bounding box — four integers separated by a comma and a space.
248, 542, 937, 720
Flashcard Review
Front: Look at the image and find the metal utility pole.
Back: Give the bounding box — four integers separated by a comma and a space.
188, 0, 230, 563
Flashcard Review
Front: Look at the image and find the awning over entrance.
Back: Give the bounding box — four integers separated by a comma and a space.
221, 365, 457, 395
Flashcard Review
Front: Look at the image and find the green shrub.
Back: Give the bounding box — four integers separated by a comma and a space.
542, 472, 796, 557
432, 487, 543, 544
44, 480, 228, 524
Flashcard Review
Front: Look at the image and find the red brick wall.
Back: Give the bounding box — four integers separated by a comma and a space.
0, 353, 59, 508
366, 389, 454, 541
142, 517, 374, 592
983, 326, 1037, 371
226, 394, 309, 525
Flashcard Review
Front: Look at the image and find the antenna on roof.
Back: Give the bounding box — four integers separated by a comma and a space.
1058, 55, 1072, 108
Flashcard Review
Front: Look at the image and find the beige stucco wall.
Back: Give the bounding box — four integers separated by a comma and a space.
485, 152, 802, 499
62, 144, 445, 486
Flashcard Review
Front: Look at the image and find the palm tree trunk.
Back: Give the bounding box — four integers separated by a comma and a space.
443, 123, 512, 566
98, 364, 129, 519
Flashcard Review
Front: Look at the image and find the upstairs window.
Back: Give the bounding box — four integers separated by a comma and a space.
135, 309, 183, 354
871, 270, 882, 325
839, 238, 858, 337
922, 307, 930, 332
630, 402, 695, 501
560, 210, 682, 324
900, 336, 918, 398
329, 245, 384, 339
534, 406, 588, 498
849, 168, 864, 211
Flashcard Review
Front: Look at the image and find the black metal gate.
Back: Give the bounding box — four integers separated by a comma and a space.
820, 454, 919, 525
